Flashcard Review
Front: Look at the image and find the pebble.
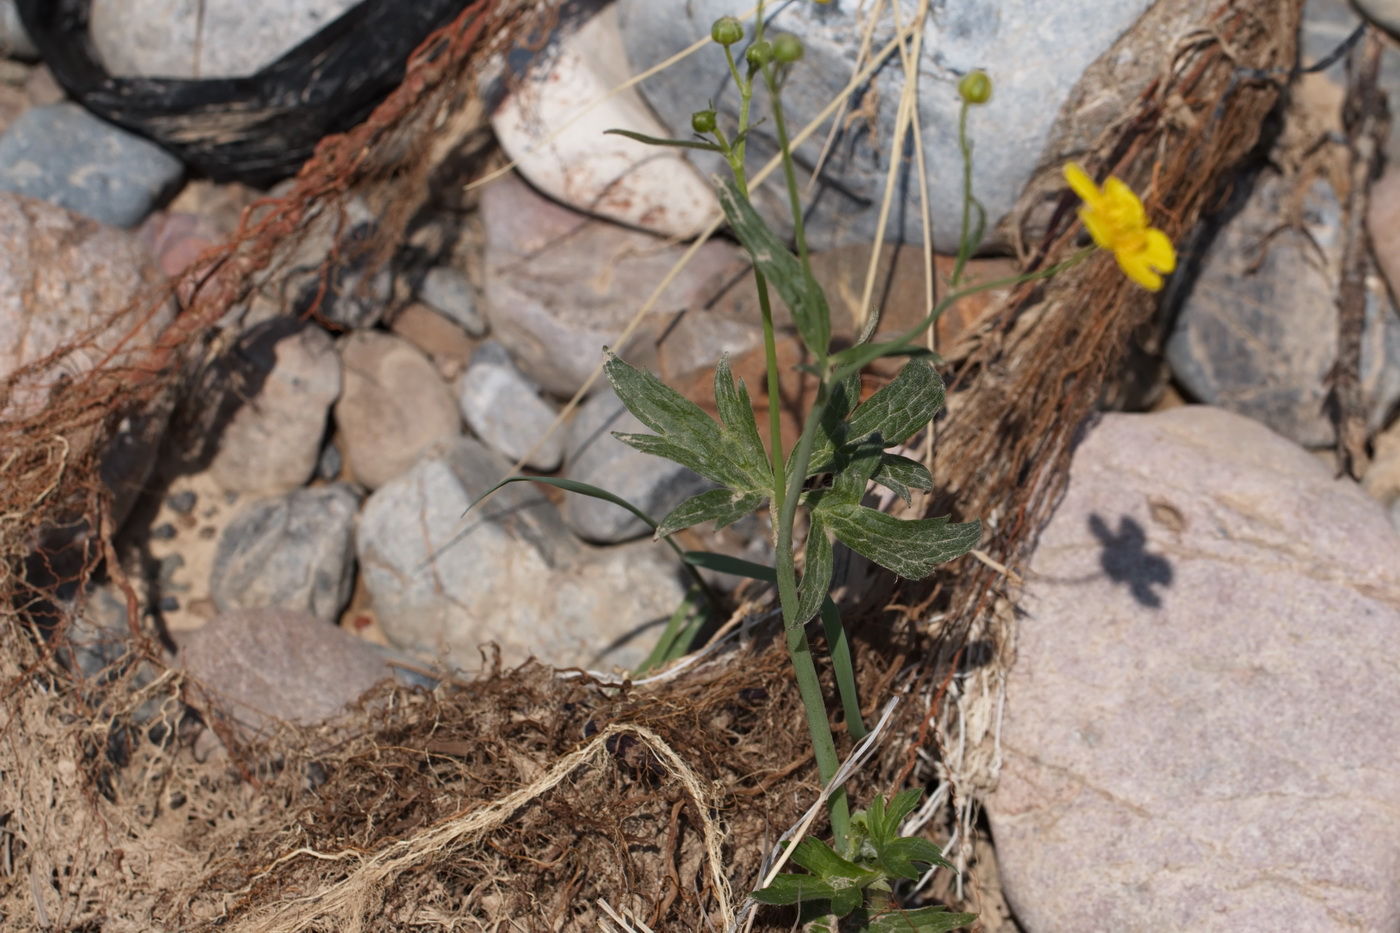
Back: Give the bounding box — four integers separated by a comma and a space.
0, 0, 37, 60
1168, 170, 1400, 447
987, 406, 1400, 932
389, 300, 478, 378
457, 341, 565, 471
316, 442, 343, 482
176, 608, 412, 733
418, 266, 487, 338
358, 435, 685, 670
615, 0, 1153, 248
563, 387, 713, 544
489, 1, 718, 239
480, 172, 746, 397
334, 331, 462, 489
90, 0, 360, 79
207, 319, 343, 495
209, 484, 360, 623
166, 490, 198, 515
0, 103, 183, 227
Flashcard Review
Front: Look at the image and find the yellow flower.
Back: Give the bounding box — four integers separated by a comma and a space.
1063, 162, 1176, 291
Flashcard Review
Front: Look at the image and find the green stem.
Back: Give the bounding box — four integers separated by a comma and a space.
761, 62, 814, 284
952, 101, 974, 288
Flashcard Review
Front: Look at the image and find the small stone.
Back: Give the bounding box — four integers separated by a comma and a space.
206, 319, 342, 495
334, 331, 462, 489
418, 267, 487, 338
149, 522, 177, 541
480, 172, 746, 397
176, 608, 410, 732
316, 442, 343, 482
358, 435, 687, 671
1169, 171, 1400, 447
987, 406, 1400, 932
0, 103, 183, 227
457, 341, 564, 471
159, 595, 180, 613
563, 388, 713, 543
490, 2, 718, 239
90, 0, 360, 79
209, 484, 360, 623
0, 0, 37, 60
389, 301, 478, 376
166, 490, 197, 514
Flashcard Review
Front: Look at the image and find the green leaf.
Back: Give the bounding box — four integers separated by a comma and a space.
656, 488, 765, 538
831, 339, 941, 381
603, 128, 724, 152
793, 513, 832, 629
870, 453, 933, 506
751, 873, 841, 906
866, 907, 979, 932
826, 435, 886, 506
790, 837, 872, 882
682, 551, 775, 582
788, 368, 862, 489
843, 359, 945, 452
817, 505, 981, 580
827, 881, 864, 919
605, 351, 768, 492
715, 177, 831, 359
712, 354, 769, 476
876, 837, 954, 881
879, 789, 925, 840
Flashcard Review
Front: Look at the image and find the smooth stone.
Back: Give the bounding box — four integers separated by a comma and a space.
90, 0, 360, 79
177, 608, 410, 732
418, 266, 487, 338
457, 341, 564, 471
209, 484, 360, 623
0, 192, 175, 522
1365, 418, 1400, 530
358, 435, 684, 670
316, 441, 343, 482
0, 103, 183, 227
616, 0, 1153, 249
0, 0, 36, 60
207, 319, 341, 495
563, 387, 713, 544
490, 1, 718, 239
1168, 171, 1400, 447
389, 300, 478, 380
334, 331, 461, 490
480, 172, 746, 397
987, 406, 1400, 932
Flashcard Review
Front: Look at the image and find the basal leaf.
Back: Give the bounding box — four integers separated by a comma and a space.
793, 512, 833, 629
880, 789, 925, 840
790, 837, 872, 882
866, 907, 979, 932
818, 504, 981, 580
793, 369, 863, 486
876, 837, 953, 881
870, 453, 933, 505
712, 354, 770, 481
716, 177, 831, 359
844, 359, 945, 451
656, 488, 765, 538
751, 873, 841, 906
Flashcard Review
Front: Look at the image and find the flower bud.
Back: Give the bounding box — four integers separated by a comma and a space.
745, 40, 773, 69
772, 34, 804, 63
711, 16, 744, 46
958, 70, 992, 105
691, 109, 717, 134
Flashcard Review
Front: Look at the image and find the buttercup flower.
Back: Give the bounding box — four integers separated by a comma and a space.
1064, 162, 1176, 291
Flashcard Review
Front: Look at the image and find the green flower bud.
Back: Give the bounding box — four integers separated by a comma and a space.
958, 70, 992, 105
711, 16, 744, 46
745, 40, 773, 69
691, 109, 717, 134
772, 34, 804, 63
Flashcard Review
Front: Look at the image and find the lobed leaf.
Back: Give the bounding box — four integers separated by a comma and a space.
751, 873, 841, 906
793, 512, 833, 629
876, 837, 953, 881
789, 837, 873, 882
869, 453, 934, 505
866, 907, 980, 932
843, 359, 946, 452
656, 488, 766, 538
716, 177, 831, 359
817, 505, 981, 580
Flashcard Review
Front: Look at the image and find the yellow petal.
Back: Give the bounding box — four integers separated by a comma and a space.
1116, 248, 1163, 291
1063, 162, 1103, 207
1079, 206, 1117, 251
1100, 177, 1146, 230
1141, 226, 1176, 274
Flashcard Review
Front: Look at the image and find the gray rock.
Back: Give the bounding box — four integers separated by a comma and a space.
209, 484, 360, 622
358, 435, 686, 670
419, 266, 487, 337
1168, 172, 1400, 447
0, 104, 183, 227
480, 172, 746, 397
564, 387, 713, 544
0, 192, 175, 523
177, 608, 414, 732
91, 0, 359, 79
0, 0, 37, 60
316, 441, 343, 481
334, 331, 461, 489
987, 406, 1400, 932
207, 319, 342, 495
457, 341, 564, 471
616, 0, 1152, 249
